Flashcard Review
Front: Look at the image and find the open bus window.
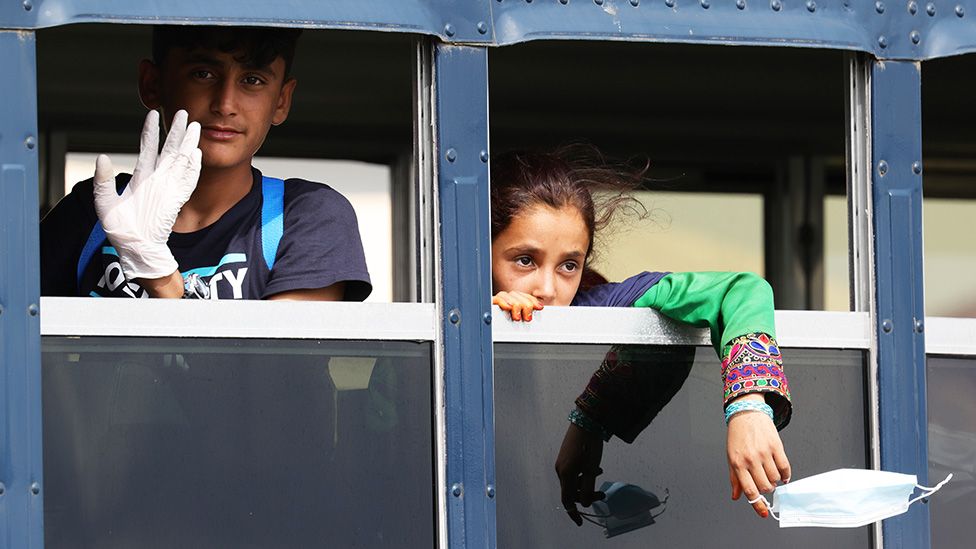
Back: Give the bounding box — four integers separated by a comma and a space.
489, 41, 850, 311
37, 24, 415, 302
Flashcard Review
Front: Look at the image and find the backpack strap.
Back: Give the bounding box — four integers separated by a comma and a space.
260, 176, 285, 271
77, 179, 128, 292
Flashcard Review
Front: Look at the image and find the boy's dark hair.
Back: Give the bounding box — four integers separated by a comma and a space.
152, 25, 303, 77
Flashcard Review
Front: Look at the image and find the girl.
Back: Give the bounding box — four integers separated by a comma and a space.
490, 149, 792, 526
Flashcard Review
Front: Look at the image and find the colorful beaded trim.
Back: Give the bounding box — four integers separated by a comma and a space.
721, 332, 792, 427
568, 408, 612, 442
724, 400, 775, 424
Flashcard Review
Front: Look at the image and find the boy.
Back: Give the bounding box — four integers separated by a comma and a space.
41, 25, 372, 301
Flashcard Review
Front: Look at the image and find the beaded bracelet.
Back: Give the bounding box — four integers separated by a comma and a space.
568, 408, 612, 441
724, 400, 775, 425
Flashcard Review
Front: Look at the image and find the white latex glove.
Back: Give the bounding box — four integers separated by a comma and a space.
93, 110, 202, 280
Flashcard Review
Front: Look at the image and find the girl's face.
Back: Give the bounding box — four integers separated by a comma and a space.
491, 203, 590, 306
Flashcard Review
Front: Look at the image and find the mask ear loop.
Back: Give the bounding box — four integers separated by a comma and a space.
908, 473, 953, 506
748, 494, 780, 521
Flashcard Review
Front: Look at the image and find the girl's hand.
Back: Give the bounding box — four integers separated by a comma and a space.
726, 396, 791, 519
554, 423, 605, 526
492, 291, 544, 321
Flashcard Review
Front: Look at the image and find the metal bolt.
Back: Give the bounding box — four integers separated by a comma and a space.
452, 483, 463, 497
926, 2, 936, 16
560, 0, 568, 4
911, 30, 921, 44
665, 0, 675, 7
806, 1, 816, 12
31, 483, 40, 495
701, 0, 710, 9
737, 0, 747, 9
483, 312, 492, 325
28, 303, 38, 316
876, 1, 885, 14
25, 135, 36, 150
446, 148, 457, 162
22, 1, 32, 12
444, 23, 456, 37
487, 484, 496, 498
448, 308, 461, 325
630, 0, 640, 6
771, 0, 782, 12
526, 0, 532, 3
878, 160, 888, 175
956, 5, 965, 17
882, 319, 893, 333
0, 483, 5, 495
0, 305, 3, 316
912, 161, 922, 174
908, 1, 918, 15
480, 150, 489, 163
914, 319, 924, 333
595, 0, 604, 5
477, 21, 488, 34
878, 35, 888, 48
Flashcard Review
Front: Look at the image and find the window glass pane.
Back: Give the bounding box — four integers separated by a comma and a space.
923, 199, 976, 317
927, 355, 976, 548
43, 337, 433, 548
494, 343, 868, 547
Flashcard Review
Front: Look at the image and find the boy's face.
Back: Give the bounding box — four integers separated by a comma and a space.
139, 47, 296, 172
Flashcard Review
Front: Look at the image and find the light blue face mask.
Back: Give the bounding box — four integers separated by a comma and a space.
579, 482, 668, 538
752, 469, 953, 528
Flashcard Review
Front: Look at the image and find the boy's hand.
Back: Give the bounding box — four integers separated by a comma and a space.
492, 291, 544, 321
94, 110, 202, 281
726, 395, 791, 519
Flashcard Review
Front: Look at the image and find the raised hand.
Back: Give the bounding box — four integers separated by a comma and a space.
93, 110, 202, 281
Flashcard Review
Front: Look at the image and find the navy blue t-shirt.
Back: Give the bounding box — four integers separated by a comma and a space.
571, 271, 669, 307
41, 168, 372, 300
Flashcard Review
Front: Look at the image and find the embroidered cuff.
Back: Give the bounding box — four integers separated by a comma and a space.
722, 332, 792, 430
568, 408, 612, 442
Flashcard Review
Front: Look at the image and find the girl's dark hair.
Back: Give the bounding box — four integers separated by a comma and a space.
490, 146, 650, 266
152, 25, 303, 77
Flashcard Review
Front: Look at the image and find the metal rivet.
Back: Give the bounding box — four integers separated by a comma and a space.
0, 483, 5, 495
771, 0, 782, 12
701, 0, 710, 9
483, 312, 492, 325
876, 1, 886, 14
560, 0, 568, 4
31, 483, 40, 495
956, 5, 965, 17
446, 148, 457, 162
487, 484, 496, 498
22, 1, 32, 11
878, 35, 888, 48
595, 0, 604, 5
926, 2, 936, 16
665, 0, 675, 7
477, 21, 488, 34
0, 305, 4, 316
449, 309, 461, 325
908, 1, 918, 15
806, 1, 816, 12
878, 160, 889, 175
882, 319, 893, 333
911, 30, 921, 44
480, 150, 489, 163
737, 0, 746, 9
526, 0, 533, 3
452, 483, 463, 497
24, 135, 36, 150
630, 0, 640, 6
28, 304, 38, 316
914, 319, 925, 333
444, 23, 455, 37
912, 161, 922, 174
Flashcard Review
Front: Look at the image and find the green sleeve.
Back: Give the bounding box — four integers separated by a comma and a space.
632, 271, 776, 357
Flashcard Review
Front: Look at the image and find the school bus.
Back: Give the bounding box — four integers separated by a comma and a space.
2, 1, 975, 548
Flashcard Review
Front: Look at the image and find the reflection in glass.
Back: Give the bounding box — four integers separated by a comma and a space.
42, 337, 433, 549
927, 356, 976, 548
495, 344, 869, 548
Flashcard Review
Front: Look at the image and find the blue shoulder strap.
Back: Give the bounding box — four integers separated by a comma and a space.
77, 178, 128, 292
260, 176, 285, 271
